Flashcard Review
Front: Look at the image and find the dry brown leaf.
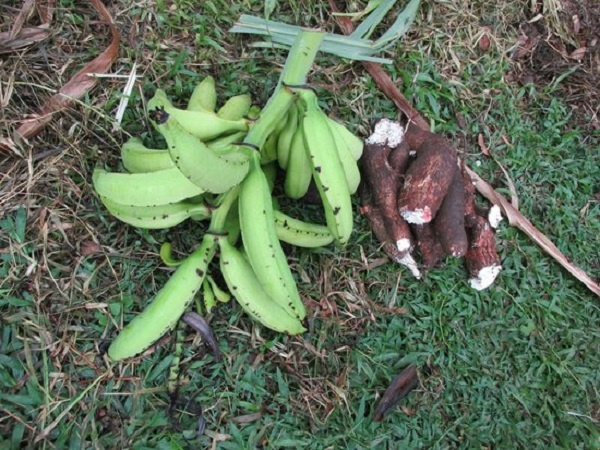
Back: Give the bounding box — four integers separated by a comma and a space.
401, 406, 417, 416
478, 26, 491, 51
37, 0, 57, 24
569, 46, 587, 61
13, 0, 120, 142
80, 240, 103, 257
477, 133, 491, 157
511, 34, 535, 60
0, 26, 51, 53
9, 0, 36, 40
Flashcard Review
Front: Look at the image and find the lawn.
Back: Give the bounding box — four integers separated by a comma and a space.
0, 0, 598, 449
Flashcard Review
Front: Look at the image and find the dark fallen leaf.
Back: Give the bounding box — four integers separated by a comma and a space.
477, 133, 491, 157
197, 414, 206, 436
38, 0, 57, 24
373, 364, 419, 422
13, 0, 120, 141
181, 312, 222, 361
80, 240, 103, 257
0, 26, 51, 53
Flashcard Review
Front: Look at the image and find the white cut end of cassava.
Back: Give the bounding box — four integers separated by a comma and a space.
469, 264, 502, 290
396, 238, 412, 252
488, 205, 503, 229
400, 207, 432, 224
398, 253, 421, 279
366, 119, 405, 147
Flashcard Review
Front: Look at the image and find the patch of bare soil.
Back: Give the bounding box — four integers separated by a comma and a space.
508, 0, 599, 130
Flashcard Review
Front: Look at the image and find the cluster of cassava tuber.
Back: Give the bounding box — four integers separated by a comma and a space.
360, 119, 502, 290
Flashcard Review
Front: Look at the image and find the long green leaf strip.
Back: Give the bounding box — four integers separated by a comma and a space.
230, 0, 421, 64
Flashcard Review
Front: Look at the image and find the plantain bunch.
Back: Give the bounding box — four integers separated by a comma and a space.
95, 74, 364, 361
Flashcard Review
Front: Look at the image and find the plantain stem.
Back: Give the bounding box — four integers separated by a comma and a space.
167, 320, 185, 398
243, 30, 325, 149
208, 186, 240, 233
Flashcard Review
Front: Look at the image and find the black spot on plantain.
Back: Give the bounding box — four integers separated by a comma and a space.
196, 269, 204, 277
315, 166, 322, 173
333, 207, 341, 215
150, 106, 170, 124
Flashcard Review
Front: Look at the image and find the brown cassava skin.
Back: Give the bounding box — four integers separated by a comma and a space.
465, 215, 501, 277
398, 127, 457, 223
411, 223, 446, 269
461, 161, 479, 228
360, 203, 410, 263
433, 168, 468, 257
388, 140, 411, 174
403, 124, 430, 149
362, 141, 413, 253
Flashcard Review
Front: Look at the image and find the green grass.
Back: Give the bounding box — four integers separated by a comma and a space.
1, 0, 599, 448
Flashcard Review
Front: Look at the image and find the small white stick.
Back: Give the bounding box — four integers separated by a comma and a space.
114, 62, 138, 125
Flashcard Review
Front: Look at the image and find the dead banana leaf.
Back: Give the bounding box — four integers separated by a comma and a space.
37, 0, 57, 24
329, 0, 600, 298
13, 0, 119, 141
0, 26, 51, 53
